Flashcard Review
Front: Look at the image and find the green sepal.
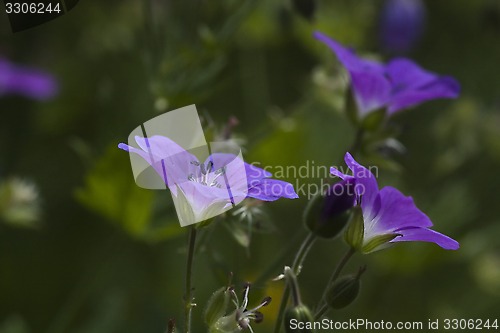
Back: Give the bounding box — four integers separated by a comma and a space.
197, 217, 214, 229
360, 108, 387, 132
344, 207, 364, 250
361, 233, 399, 254
204, 286, 231, 326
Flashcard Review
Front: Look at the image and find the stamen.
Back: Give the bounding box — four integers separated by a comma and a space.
253, 311, 264, 324
206, 161, 214, 172
248, 296, 271, 313
215, 167, 226, 175
241, 283, 251, 309
236, 310, 248, 329
229, 287, 240, 307
261, 296, 272, 307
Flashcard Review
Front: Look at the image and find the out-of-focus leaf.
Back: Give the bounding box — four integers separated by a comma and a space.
226, 221, 251, 248
75, 145, 154, 239
0, 178, 40, 228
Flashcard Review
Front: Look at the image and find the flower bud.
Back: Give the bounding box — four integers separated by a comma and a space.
205, 286, 231, 326
284, 305, 315, 333
305, 179, 356, 239
324, 266, 366, 309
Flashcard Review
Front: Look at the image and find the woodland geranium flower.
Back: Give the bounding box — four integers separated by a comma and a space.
0, 58, 58, 100
119, 135, 297, 226
313, 31, 460, 117
331, 152, 459, 253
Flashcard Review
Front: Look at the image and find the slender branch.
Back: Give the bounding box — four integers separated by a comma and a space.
292, 232, 317, 272
327, 247, 355, 286
314, 303, 329, 320
184, 226, 197, 333
314, 247, 356, 319
274, 232, 317, 333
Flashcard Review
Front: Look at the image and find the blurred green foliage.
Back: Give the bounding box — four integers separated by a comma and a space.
1, 0, 499, 332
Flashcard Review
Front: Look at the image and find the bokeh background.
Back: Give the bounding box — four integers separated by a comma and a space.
1, 0, 500, 332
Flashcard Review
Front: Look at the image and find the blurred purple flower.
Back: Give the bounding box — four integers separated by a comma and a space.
331, 152, 459, 253
379, 0, 426, 54
0, 57, 58, 100
119, 136, 297, 225
313, 31, 460, 117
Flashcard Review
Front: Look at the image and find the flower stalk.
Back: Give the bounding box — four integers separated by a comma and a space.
274, 232, 316, 333
184, 226, 197, 333
315, 247, 356, 319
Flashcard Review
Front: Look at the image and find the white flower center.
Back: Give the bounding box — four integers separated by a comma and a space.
187, 160, 225, 188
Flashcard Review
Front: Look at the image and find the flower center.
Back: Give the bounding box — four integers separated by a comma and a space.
187, 160, 226, 188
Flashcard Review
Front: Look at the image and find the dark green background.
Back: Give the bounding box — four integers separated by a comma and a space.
1, 0, 499, 332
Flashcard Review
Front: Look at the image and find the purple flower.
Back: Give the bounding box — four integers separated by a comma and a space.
379, 0, 426, 54
0, 57, 58, 100
331, 152, 459, 253
119, 135, 297, 226
313, 31, 460, 117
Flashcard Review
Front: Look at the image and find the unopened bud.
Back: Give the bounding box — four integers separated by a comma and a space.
284, 305, 315, 333
325, 266, 366, 309
305, 179, 356, 239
